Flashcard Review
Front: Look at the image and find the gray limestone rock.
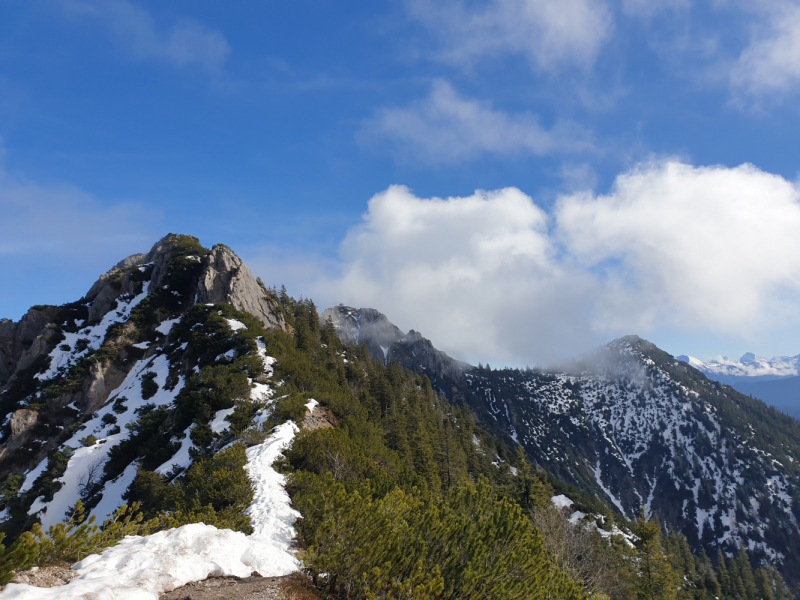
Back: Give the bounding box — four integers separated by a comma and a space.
0, 308, 59, 384
196, 245, 286, 331
9, 408, 38, 438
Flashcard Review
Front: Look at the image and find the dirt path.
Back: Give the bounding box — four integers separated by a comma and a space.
159, 573, 320, 600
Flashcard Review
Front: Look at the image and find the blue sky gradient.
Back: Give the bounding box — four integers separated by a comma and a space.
2, 0, 800, 366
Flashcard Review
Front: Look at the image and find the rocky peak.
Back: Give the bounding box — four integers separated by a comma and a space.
322, 305, 470, 394
0, 235, 285, 391
81, 235, 285, 331
85, 234, 205, 322
321, 305, 404, 350
196, 245, 286, 331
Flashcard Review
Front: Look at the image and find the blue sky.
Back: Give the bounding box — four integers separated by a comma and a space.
3, 0, 800, 366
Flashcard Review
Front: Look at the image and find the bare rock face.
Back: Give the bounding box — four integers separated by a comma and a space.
196, 245, 286, 331
0, 408, 39, 464
0, 308, 60, 385
83, 360, 129, 416
9, 408, 38, 438
322, 305, 470, 393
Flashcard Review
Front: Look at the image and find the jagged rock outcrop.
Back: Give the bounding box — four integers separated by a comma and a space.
0, 408, 40, 464
322, 305, 470, 394
85, 234, 197, 322
0, 307, 61, 386
196, 245, 286, 331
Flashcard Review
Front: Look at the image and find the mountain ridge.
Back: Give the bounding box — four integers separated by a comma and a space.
1, 239, 797, 596
326, 310, 800, 579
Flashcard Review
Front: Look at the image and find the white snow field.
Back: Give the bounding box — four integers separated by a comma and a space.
0, 401, 318, 600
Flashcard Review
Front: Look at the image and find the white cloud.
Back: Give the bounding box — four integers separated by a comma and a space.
556, 160, 800, 334
314, 184, 600, 365
362, 81, 594, 163
306, 161, 800, 366
730, 3, 800, 99
406, 0, 613, 71
61, 0, 230, 72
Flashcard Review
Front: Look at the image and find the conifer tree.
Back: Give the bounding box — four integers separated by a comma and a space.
632, 510, 679, 600
716, 548, 732, 597
513, 446, 552, 511
737, 548, 757, 600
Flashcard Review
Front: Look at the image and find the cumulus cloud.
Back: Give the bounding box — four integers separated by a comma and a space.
556, 161, 800, 334
307, 161, 800, 366
730, 3, 800, 99
315, 185, 599, 365
61, 0, 230, 72
406, 0, 612, 71
362, 81, 595, 163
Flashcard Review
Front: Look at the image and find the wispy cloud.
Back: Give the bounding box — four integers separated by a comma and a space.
361, 80, 595, 163
406, 0, 613, 71
60, 0, 231, 73
0, 177, 157, 259
730, 2, 800, 101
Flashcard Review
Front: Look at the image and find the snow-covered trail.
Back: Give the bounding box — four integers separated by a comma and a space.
0, 403, 315, 600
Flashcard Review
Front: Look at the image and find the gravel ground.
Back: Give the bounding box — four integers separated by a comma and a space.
11, 565, 77, 588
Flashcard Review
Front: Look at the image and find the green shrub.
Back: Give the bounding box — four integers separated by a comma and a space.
272, 394, 309, 425
294, 475, 583, 600
125, 444, 255, 534
140, 372, 159, 400
79, 435, 98, 447
0, 501, 152, 585
0, 531, 38, 585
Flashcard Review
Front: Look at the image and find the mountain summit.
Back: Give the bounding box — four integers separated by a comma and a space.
321, 305, 470, 394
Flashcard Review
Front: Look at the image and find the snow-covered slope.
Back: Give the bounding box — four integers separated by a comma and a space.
0, 402, 314, 600
0, 235, 289, 542
0, 235, 314, 598
464, 336, 800, 572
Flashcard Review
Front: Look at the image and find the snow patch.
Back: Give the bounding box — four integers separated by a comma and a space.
36, 283, 151, 381
0, 524, 293, 600
226, 319, 247, 332
156, 317, 180, 335
551, 494, 574, 510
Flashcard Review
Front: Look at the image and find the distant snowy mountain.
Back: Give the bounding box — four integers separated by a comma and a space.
676, 352, 800, 383
676, 353, 800, 417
